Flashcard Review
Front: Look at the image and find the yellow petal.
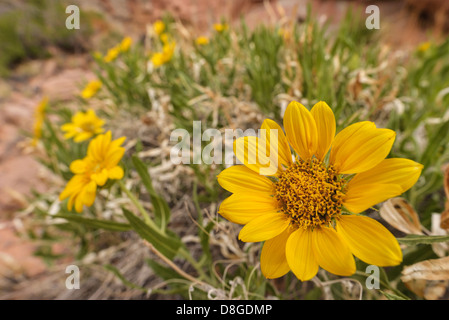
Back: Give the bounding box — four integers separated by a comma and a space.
310, 101, 336, 161
261, 119, 292, 167
217, 165, 275, 195
87, 133, 104, 160
91, 168, 109, 186
67, 194, 76, 211
218, 193, 279, 225
330, 122, 396, 174
312, 227, 356, 277
234, 136, 280, 176
285, 227, 319, 281
61, 123, 76, 134
238, 212, 289, 242
74, 131, 93, 143
70, 159, 87, 174
344, 183, 403, 214
347, 158, 423, 193
108, 166, 124, 180
74, 192, 84, 213
59, 175, 85, 201
283, 101, 318, 161
109, 136, 126, 150
261, 228, 293, 279
104, 148, 125, 168
79, 181, 97, 207
336, 215, 402, 266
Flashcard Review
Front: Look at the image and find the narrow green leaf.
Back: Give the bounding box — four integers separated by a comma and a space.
104, 264, 148, 292
420, 119, 449, 168
52, 213, 132, 232
397, 234, 449, 245
380, 290, 409, 300
123, 208, 180, 260
145, 258, 183, 281
131, 155, 171, 229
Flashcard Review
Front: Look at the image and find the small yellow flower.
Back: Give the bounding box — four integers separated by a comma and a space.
61, 109, 105, 142
31, 96, 48, 146
80, 80, 102, 99
417, 41, 431, 53
218, 100, 424, 281
153, 20, 165, 35
278, 28, 291, 41
195, 36, 209, 45
150, 41, 175, 68
159, 33, 172, 44
104, 45, 121, 63
59, 131, 126, 213
119, 36, 133, 52
213, 23, 228, 33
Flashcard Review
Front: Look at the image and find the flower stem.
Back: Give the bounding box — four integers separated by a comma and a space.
118, 180, 156, 229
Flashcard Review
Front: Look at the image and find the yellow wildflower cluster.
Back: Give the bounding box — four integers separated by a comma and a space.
103, 36, 133, 63
61, 109, 105, 142
153, 20, 165, 36
80, 79, 102, 100
31, 96, 49, 146
213, 23, 228, 33
149, 20, 176, 68
195, 36, 209, 46
59, 131, 126, 213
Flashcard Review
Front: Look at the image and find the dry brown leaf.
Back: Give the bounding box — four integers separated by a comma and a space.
402, 256, 449, 282
402, 256, 449, 300
443, 163, 449, 199
431, 213, 449, 257
403, 279, 449, 300
441, 206, 449, 230
379, 197, 422, 234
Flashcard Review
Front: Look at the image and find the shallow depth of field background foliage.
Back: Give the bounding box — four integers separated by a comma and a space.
2, 0, 449, 300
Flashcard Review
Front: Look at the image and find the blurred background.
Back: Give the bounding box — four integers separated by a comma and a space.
0, 0, 448, 299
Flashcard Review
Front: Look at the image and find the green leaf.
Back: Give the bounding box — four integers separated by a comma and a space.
52, 213, 132, 232
104, 264, 148, 292
122, 208, 181, 260
380, 290, 409, 300
397, 234, 449, 245
145, 258, 183, 281
420, 118, 449, 168
131, 155, 171, 230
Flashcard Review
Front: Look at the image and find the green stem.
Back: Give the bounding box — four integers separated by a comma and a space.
118, 180, 209, 282
178, 246, 211, 283
118, 180, 156, 229
354, 270, 410, 300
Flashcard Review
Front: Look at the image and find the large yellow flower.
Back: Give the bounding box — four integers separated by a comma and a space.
61, 109, 105, 143
59, 131, 126, 213
217, 101, 423, 281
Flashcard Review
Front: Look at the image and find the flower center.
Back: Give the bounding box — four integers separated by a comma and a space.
80, 121, 96, 133
274, 158, 346, 230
